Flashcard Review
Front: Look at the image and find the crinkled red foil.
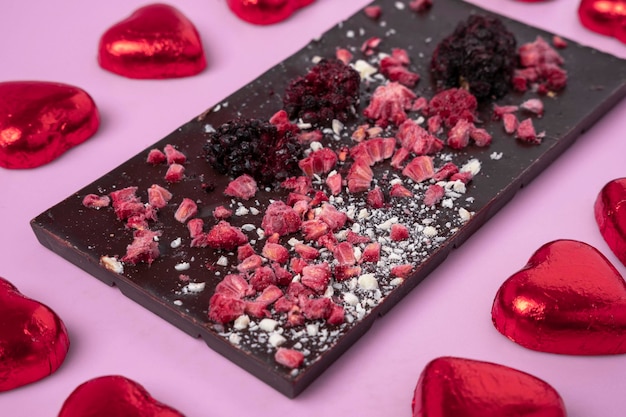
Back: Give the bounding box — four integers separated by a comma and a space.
595, 178, 626, 267
579, 0, 626, 43
227, 0, 316, 25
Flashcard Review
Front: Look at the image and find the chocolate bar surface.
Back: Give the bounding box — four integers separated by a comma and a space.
31, 0, 626, 397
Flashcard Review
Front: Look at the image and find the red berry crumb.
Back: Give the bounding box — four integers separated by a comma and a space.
364, 5, 382, 20
363, 82, 417, 127
402, 156, 435, 183
409, 0, 433, 12
275, 348, 304, 369
224, 174, 258, 200
147, 184, 172, 209
424, 184, 445, 206
165, 163, 185, 183
174, 198, 197, 223
205, 221, 248, 250
146, 148, 166, 165
426, 88, 478, 128
516, 118, 540, 144
390, 224, 410, 241
82, 194, 110, 209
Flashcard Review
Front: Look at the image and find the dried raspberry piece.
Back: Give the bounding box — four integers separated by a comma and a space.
361, 242, 381, 263
447, 119, 473, 150
299, 296, 332, 320
122, 229, 162, 265
213, 205, 233, 220
492, 104, 519, 120
516, 36, 567, 94
433, 162, 459, 181
380, 49, 420, 87
333, 241, 356, 265
146, 148, 166, 165
110, 187, 143, 220
262, 242, 289, 264
318, 203, 347, 231
224, 174, 258, 200
269, 110, 299, 135
363, 82, 417, 127
326, 172, 342, 196
147, 184, 172, 209
82, 194, 110, 209
209, 293, 245, 324
165, 163, 185, 183
174, 198, 197, 223
283, 58, 360, 126
516, 118, 540, 144
215, 274, 253, 298
390, 224, 410, 241
519, 36, 564, 67
426, 88, 477, 128
390, 183, 413, 198
424, 184, 445, 206
397, 119, 443, 155
301, 263, 331, 293
431, 15, 517, 100
520, 98, 544, 116
367, 187, 385, 208
262, 201, 302, 236
204, 118, 303, 186
275, 348, 304, 368
163, 144, 186, 165
205, 221, 248, 250
552, 35, 567, 49
402, 156, 434, 183
250, 266, 277, 292
391, 264, 413, 278
503, 113, 519, 134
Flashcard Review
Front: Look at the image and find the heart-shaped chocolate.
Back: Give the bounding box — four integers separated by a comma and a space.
595, 178, 626, 268
0, 277, 70, 391
0, 81, 99, 169
412, 357, 566, 417
98, 4, 206, 79
492, 239, 626, 355
579, 0, 626, 43
58, 375, 185, 417
227, 0, 316, 25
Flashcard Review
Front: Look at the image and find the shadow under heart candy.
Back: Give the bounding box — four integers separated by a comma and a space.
412, 356, 566, 417
0, 277, 70, 391
58, 375, 184, 417
491, 239, 626, 355
98, 4, 206, 79
595, 177, 626, 268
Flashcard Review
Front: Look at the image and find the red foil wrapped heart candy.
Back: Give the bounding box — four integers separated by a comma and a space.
227, 0, 316, 25
98, 4, 206, 79
0, 81, 99, 169
0, 277, 70, 391
492, 239, 626, 355
595, 178, 626, 267
58, 375, 185, 417
412, 357, 566, 417
578, 0, 626, 43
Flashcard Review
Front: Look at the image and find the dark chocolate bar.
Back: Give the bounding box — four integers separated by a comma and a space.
31, 0, 626, 397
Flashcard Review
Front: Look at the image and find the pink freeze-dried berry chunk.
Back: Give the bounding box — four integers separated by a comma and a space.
301, 263, 331, 293
147, 184, 172, 209
163, 144, 186, 165
390, 224, 410, 241
363, 82, 417, 127
122, 229, 162, 265
146, 148, 166, 165
275, 348, 304, 368
224, 174, 258, 200
402, 156, 434, 183
174, 198, 197, 223
205, 221, 248, 250
262, 201, 302, 236
82, 194, 110, 209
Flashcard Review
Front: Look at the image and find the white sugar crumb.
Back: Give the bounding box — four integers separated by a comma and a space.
235, 206, 249, 216
423, 226, 438, 237
269, 333, 287, 347
241, 224, 256, 232
358, 273, 379, 290
390, 277, 404, 286
259, 318, 278, 332
343, 292, 359, 306
229, 333, 241, 345
173, 300, 183, 306
234, 315, 250, 330
332, 119, 344, 135
395, 1, 406, 9
170, 237, 182, 248
459, 208, 472, 222
346, 30, 355, 38
216, 256, 228, 267
175, 262, 190, 271
311, 55, 322, 64
352, 59, 378, 80
490, 152, 503, 160
249, 207, 260, 215
307, 323, 319, 337
203, 124, 215, 133
461, 158, 481, 176
182, 282, 205, 294
100, 256, 123, 274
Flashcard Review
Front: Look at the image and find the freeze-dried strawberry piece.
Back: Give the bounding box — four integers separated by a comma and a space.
402, 156, 434, 183
224, 174, 258, 200
391, 264, 413, 278
492, 104, 519, 120
301, 263, 331, 293
367, 187, 385, 208
361, 36, 382, 55
187, 218, 204, 238
346, 230, 371, 244
350, 142, 375, 166
334, 241, 356, 265
274, 296, 296, 313
269, 109, 299, 135
292, 200, 310, 218
206, 221, 248, 250
301, 219, 330, 241
215, 274, 253, 298
147, 184, 172, 209
82, 194, 110, 209
516, 118, 540, 144
470, 127, 492, 147
174, 198, 197, 223
360, 137, 396, 164
213, 205, 233, 220
397, 119, 443, 155
327, 302, 345, 325
426, 88, 477, 128
326, 172, 342, 196
516, 37, 567, 93
165, 163, 185, 183
503, 113, 519, 134
275, 348, 304, 369
146, 148, 166, 165
290, 257, 309, 275
209, 293, 245, 324
287, 307, 305, 327
380, 51, 420, 87
257, 284, 283, 305
361, 242, 381, 263
237, 243, 256, 261
122, 229, 162, 265
390, 147, 410, 169
244, 301, 270, 318
286, 192, 311, 207
519, 36, 564, 68
447, 119, 473, 149
262, 242, 290, 264
163, 144, 186, 165
334, 265, 362, 281
299, 148, 338, 176
271, 262, 293, 286
427, 115, 442, 134
299, 296, 332, 320
433, 162, 459, 181
295, 243, 320, 260
237, 254, 264, 273
250, 266, 277, 292
335, 48, 353, 65
450, 171, 474, 184
363, 82, 417, 127
318, 203, 347, 231
262, 201, 302, 236
410, 0, 433, 12
287, 281, 314, 299
390, 183, 413, 198
110, 187, 143, 220
412, 96, 428, 112
520, 98, 544, 116
552, 35, 567, 49
424, 184, 445, 206
347, 160, 374, 193
317, 232, 338, 251
390, 223, 410, 241
310, 190, 330, 207
281, 176, 312, 194
364, 5, 382, 19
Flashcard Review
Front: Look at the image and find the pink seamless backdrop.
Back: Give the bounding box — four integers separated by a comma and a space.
1, 0, 625, 415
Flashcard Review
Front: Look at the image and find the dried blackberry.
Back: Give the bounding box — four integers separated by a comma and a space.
204, 118, 304, 186
430, 15, 517, 101
283, 58, 361, 126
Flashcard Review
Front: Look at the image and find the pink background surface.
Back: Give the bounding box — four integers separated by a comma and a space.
1, 0, 625, 415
